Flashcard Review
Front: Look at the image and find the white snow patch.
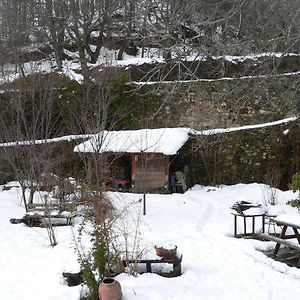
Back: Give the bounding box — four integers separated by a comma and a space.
2, 183, 300, 300
196, 116, 297, 135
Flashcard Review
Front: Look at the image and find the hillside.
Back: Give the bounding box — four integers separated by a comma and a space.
1, 0, 300, 84
2, 3, 300, 300
0, 0, 300, 188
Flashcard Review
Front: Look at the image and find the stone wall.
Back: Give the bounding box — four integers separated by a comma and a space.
182, 120, 300, 190
126, 73, 300, 189
130, 73, 300, 130
128, 55, 300, 82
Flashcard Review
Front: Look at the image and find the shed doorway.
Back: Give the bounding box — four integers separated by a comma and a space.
110, 155, 132, 192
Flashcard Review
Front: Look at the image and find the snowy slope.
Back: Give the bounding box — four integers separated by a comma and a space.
1, 49, 300, 85
2, 183, 300, 300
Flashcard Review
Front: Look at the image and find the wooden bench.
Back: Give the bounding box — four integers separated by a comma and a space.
27, 202, 77, 226
122, 255, 182, 277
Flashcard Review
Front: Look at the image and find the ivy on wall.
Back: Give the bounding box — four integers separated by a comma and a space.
187, 121, 300, 190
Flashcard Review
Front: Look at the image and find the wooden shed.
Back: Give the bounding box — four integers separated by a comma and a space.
74, 128, 194, 193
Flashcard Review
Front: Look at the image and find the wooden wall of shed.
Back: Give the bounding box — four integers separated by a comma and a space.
132, 153, 169, 192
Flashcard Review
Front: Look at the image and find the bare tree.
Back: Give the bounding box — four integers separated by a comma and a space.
0, 72, 66, 246
44, 0, 68, 70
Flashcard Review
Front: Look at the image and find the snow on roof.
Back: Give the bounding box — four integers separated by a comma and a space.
73, 128, 194, 155
0, 116, 296, 150
74, 117, 297, 155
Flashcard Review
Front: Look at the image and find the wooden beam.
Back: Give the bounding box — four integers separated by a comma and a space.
131, 153, 137, 189
258, 233, 300, 252
86, 154, 93, 183
164, 156, 169, 188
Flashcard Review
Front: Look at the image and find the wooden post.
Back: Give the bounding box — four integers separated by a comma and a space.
234, 214, 237, 237
146, 261, 151, 273
131, 153, 137, 191
86, 154, 93, 183
143, 192, 146, 215
274, 225, 288, 255
173, 258, 182, 276
164, 156, 169, 190
293, 228, 300, 244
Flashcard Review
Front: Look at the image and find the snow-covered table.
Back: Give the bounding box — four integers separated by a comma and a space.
258, 214, 300, 261
269, 217, 300, 256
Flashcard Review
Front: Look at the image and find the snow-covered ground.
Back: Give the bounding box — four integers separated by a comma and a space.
2, 182, 300, 300
1, 48, 300, 85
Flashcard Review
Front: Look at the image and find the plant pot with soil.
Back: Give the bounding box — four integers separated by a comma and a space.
155, 245, 177, 260
98, 277, 122, 300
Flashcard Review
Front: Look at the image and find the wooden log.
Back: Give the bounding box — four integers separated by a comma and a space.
258, 233, 300, 251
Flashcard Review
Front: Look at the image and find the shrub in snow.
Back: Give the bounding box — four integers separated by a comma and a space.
74, 190, 129, 300
289, 172, 300, 195
287, 172, 300, 212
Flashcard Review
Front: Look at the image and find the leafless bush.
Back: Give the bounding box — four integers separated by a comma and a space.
262, 166, 281, 206
73, 188, 145, 299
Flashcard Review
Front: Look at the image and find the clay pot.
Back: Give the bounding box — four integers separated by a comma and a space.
155, 246, 164, 257
155, 245, 177, 260
98, 278, 122, 300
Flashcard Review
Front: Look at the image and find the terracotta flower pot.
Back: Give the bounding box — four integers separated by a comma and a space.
98, 278, 122, 300
155, 245, 177, 260
155, 246, 164, 257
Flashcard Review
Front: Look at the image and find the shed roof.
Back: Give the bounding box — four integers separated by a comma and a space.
73, 128, 194, 155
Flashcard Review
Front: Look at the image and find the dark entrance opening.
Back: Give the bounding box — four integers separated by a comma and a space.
169, 155, 190, 193
110, 155, 131, 191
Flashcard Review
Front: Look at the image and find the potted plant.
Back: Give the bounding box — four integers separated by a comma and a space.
155, 245, 177, 260
98, 277, 122, 300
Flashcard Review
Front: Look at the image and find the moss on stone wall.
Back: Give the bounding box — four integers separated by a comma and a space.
127, 55, 300, 82
129, 73, 300, 130
185, 120, 300, 189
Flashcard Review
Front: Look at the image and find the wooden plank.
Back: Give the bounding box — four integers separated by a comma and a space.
258, 233, 300, 250
270, 219, 300, 230
234, 214, 237, 237
27, 202, 76, 226
27, 202, 74, 210
122, 255, 182, 277
131, 153, 136, 183
293, 228, 300, 244
275, 225, 288, 255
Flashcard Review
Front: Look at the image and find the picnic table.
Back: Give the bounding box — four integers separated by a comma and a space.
258, 217, 300, 256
